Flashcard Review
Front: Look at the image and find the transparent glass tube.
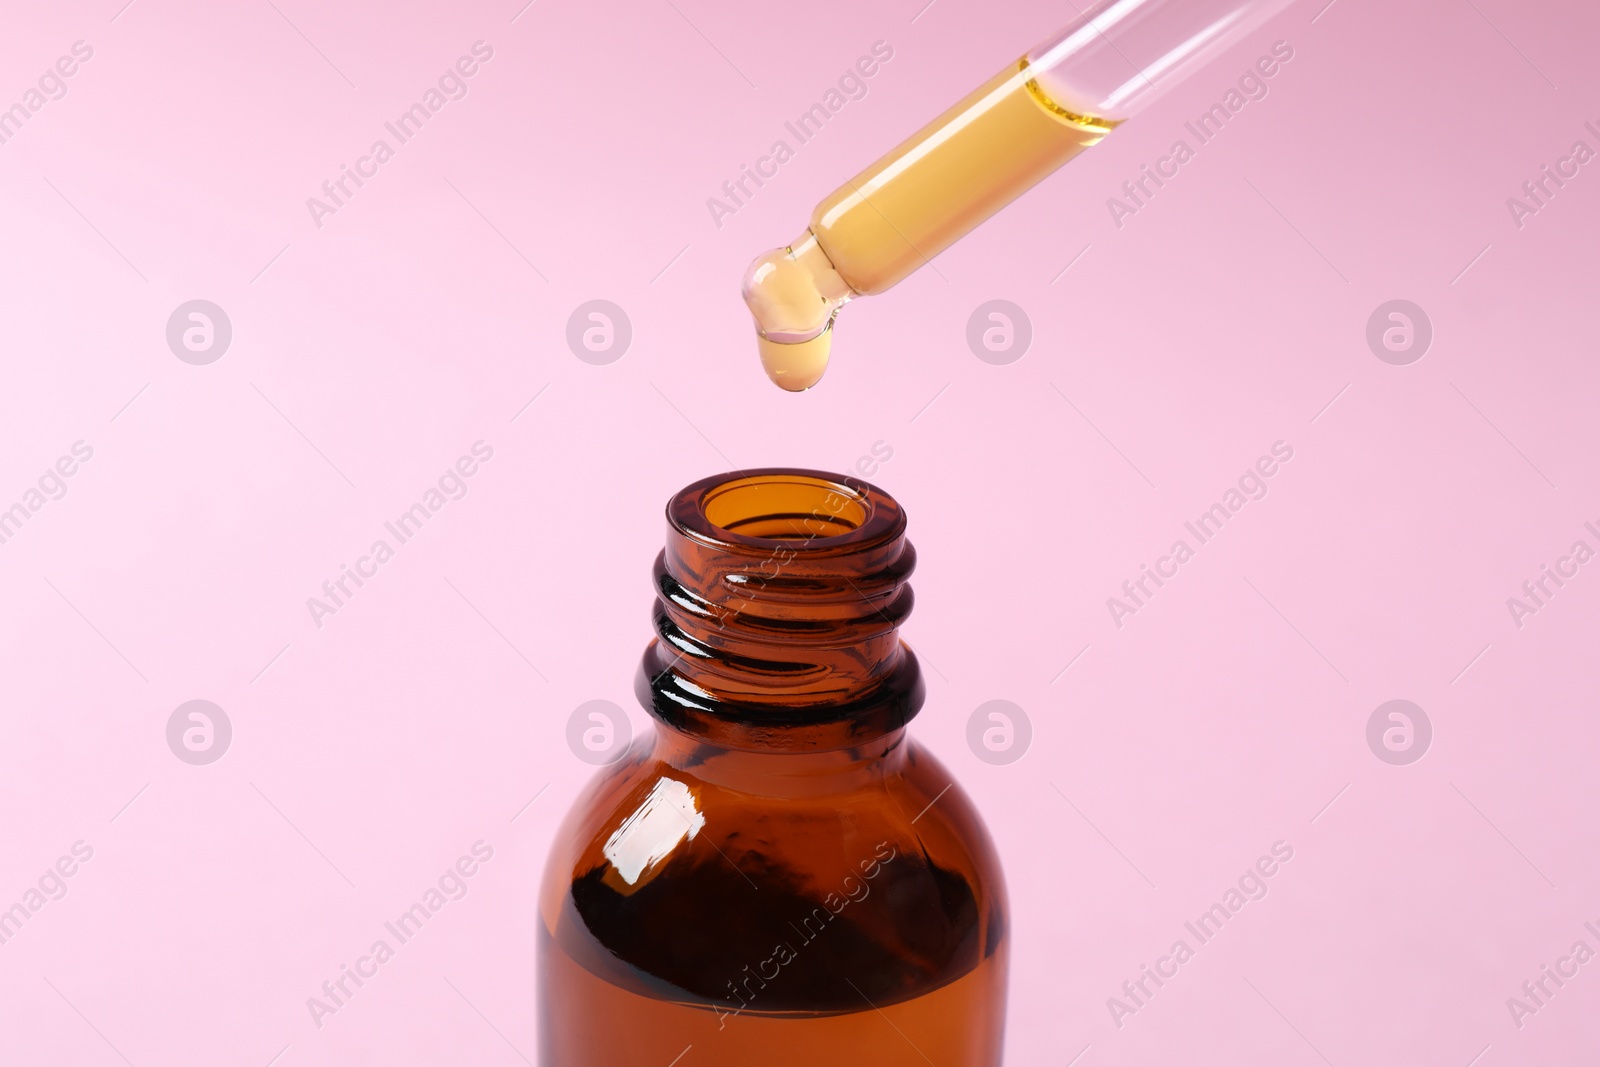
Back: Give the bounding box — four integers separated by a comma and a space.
1026, 0, 1299, 120
743, 0, 1299, 390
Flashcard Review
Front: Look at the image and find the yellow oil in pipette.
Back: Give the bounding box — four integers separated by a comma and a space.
743, 59, 1121, 390
816, 60, 1118, 296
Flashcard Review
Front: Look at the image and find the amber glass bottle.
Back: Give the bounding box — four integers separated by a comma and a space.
538, 470, 1008, 1065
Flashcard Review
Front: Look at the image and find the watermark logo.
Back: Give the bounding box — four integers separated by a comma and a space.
566, 300, 632, 365
966, 700, 1032, 765
1366, 699, 1431, 765
1108, 441, 1295, 629
1366, 300, 1431, 366
1105, 41, 1296, 229
0, 440, 94, 548
706, 41, 895, 229
306, 841, 494, 1028
308, 442, 495, 629
166, 700, 232, 765
567, 699, 631, 764
1506, 521, 1599, 629
0, 41, 95, 148
166, 300, 232, 365
966, 300, 1032, 365
306, 41, 495, 229
715, 841, 897, 1026
0, 841, 94, 948
1507, 922, 1600, 1030
1107, 840, 1295, 1028
1506, 121, 1598, 230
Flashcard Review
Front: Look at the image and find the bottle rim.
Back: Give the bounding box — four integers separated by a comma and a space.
667, 468, 905, 554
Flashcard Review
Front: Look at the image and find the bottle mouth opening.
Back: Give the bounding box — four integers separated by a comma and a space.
670, 469, 904, 551
704, 474, 866, 540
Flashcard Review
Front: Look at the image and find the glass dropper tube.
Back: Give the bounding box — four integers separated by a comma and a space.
742, 0, 1300, 390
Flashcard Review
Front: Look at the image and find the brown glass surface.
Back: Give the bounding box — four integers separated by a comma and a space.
539, 470, 1008, 1065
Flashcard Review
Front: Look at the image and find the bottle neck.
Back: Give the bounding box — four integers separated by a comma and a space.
634, 470, 925, 754
649, 724, 913, 795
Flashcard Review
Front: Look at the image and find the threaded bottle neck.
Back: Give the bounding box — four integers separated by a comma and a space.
636, 470, 924, 752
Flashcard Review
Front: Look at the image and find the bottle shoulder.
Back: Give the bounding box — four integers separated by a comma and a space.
539, 737, 1006, 1014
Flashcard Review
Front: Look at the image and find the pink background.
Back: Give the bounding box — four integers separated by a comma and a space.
2, 0, 1598, 1063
